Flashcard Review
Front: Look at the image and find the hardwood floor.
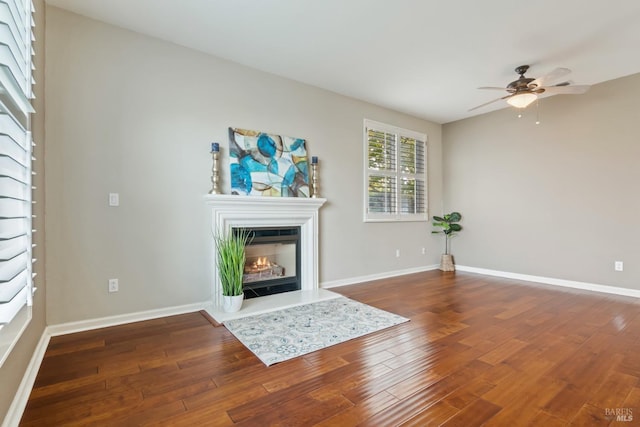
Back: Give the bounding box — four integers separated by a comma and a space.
20, 271, 640, 426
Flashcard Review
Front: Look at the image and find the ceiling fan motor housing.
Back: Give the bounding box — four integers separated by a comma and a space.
507, 77, 535, 92
507, 65, 544, 93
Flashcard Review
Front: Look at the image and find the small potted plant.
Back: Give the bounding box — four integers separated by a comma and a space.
432, 212, 462, 272
214, 228, 252, 312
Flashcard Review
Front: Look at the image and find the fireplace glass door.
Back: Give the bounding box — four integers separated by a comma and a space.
235, 226, 301, 299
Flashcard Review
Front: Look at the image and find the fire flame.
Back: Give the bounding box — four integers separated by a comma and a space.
253, 257, 272, 268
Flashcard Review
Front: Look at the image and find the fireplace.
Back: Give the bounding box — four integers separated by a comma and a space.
204, 195, 327, 318
237, 226, 301, 298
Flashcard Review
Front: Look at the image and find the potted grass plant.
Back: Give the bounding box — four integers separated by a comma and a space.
214, 228, 252, 312
432, 212, 462, 272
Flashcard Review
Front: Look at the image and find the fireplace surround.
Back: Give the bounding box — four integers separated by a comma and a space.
204, 195, 327, 321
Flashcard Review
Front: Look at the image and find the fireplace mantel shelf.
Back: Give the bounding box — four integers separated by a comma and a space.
203, 194, 327, 209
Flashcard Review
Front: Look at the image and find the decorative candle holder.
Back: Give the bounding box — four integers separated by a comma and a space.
209, 142, 222, 195
310, 156, 319, 198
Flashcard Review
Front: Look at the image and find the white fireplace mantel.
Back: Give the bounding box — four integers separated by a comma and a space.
204, 195, 327, 320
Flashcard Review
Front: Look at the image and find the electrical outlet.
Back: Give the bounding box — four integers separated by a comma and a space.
396, 249, 400, 258
108, 279, 119, 293
615, 261, 624, 272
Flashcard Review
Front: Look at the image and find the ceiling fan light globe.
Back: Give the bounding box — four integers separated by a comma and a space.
507, 93, 537, 109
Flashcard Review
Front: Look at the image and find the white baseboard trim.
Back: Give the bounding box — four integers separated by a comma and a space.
2, 331, 50, 427
47, 302, 209, 337
456, 265, 640, 299
321, 264, 440, 289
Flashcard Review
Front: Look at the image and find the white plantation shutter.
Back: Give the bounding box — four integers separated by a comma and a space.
364, 120, 427, 222
0, 0, 35, 353
366, 128, 397, 215
399, 135, 426, 215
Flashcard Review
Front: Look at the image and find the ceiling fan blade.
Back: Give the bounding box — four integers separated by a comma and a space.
478, 86, 508, 91
541, 85, 591, 95
468, 94, 512, 111
529, 67, 572, 89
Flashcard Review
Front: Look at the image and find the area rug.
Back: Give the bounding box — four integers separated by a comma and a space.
223, 297, 409, 366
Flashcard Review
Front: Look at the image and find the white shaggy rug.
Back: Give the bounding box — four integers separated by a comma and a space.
224, 297, 409, 366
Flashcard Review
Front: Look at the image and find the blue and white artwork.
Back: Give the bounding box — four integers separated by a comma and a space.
229, 127, 310, 197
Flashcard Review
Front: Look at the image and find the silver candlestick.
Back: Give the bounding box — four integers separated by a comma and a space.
310, 156, 319, 198
209, 143, 222, 194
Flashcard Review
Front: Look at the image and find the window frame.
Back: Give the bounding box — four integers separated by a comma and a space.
363, 119, 428, 223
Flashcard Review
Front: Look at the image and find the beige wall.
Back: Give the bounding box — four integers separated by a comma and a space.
0, 0, 47, 422
44, 6, 443, 325
443, 72, 640, 290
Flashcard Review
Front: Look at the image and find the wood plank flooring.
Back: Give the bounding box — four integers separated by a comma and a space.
20, 271, 640, 426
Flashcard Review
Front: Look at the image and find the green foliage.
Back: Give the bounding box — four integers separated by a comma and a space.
432, 212, 462, 255
214, 228, 252, 296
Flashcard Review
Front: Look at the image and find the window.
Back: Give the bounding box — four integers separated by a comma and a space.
364, 119, 426, 222
0, 0, 35, 366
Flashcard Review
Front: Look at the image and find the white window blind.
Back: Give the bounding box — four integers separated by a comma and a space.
364, 119, 426, 222
0, 0, 35, 354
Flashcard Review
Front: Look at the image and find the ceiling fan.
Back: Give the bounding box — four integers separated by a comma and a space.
469, 65, 590, 111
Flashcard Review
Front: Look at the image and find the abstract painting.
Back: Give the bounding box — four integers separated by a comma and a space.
228, 127, 310, 197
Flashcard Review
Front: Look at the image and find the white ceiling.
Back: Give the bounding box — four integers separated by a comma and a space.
45, 0, 640, 124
